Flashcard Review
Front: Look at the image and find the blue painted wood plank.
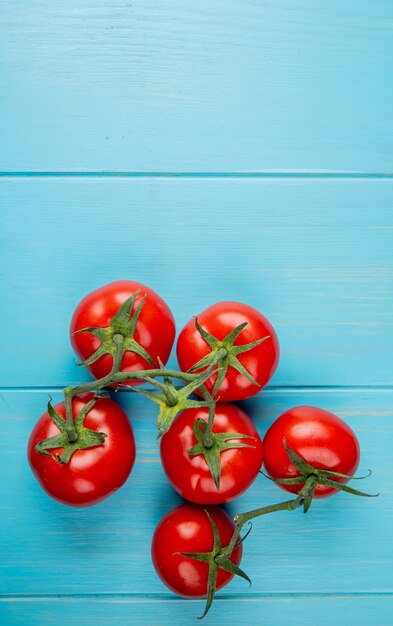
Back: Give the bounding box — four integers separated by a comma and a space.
2, 595, 393, 626
0, 389, 389, 597
1, 2, 392, 624
1, 178, 392, 387
1, 1, 393, 172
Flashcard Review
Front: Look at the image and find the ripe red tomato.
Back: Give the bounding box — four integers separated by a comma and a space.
70, 280, 175, 385
263, 406, 360, 498
151, 504, 242, 598
176, 301, 279, 402
160, 404, 263, 504
27, 394, 136, 506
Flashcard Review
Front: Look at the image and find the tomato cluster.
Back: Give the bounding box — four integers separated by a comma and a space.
27, 280, 374, 618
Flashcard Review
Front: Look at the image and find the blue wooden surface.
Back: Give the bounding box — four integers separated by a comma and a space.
1, 2, 393, 625
1, 179, 393, 388
1, 0, 393, 172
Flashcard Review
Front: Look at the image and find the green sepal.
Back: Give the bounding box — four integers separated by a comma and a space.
215, 557, 251, 586
272, 439, 378, 513
123, 337, 155, 367
73, 327, 107, 340
189, 317, 270, 399
133, 367, 217, 436
35, 433, 68, 458
47, 396, 66, 430
321, 478, 379, 498
177, 551, 211, 564
194, 318, 221, 350
74, 291, 155, 369
76, 342, 114, 367
315, 468, 373, 480
178, 509, 251, 620
111, 291, 140, 330
188, 417, 255, 490
35, 398, 107, 464
282, 439, 316, 475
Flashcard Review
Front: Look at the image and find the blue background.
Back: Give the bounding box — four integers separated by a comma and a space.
1, 2, 392, 624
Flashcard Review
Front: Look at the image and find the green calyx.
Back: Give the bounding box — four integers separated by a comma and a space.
35, 397, 106, 464
133, 364, 217, 436
74, 291, 155, 369
272, 439, 379, 513
188, 417, 255, 490
178, 509, 251, 619
189, 317, 269, 398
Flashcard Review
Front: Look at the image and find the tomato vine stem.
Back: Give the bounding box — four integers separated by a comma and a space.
63, 390, 77, 443
221, 477, 319, 559
65, 368, 200, 396
61, 364, 216, 444
112, 333, 125, 373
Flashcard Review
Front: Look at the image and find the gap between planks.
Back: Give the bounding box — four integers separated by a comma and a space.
1, 172, 393, 179
1, 592, 393, 602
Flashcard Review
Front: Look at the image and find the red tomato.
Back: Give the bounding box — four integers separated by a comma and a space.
263, 406, 360, 498
176, 301, 279, 402
160, 404, 263, 504
27, 394, 136, 506
151, 504, 242, 598
70, 280, 175, 385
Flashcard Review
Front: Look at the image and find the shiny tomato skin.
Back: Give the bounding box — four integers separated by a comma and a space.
27, 394, 136, 507
176, 301, 279, 402
151, 504, 242, 598
70, 280, 176, 386
160, 404, 263, 504
263, 406, 360, 498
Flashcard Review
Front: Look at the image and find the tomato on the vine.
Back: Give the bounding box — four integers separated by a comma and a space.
151, 504, 242, 599
70, 280, 176, 385
160, 404, 263, 504
263, 406, 360, 498
28, 393, 136, 506
176, 301, 279, 402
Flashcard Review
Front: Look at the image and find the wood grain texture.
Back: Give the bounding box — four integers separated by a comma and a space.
0, 390, 388, 598
2, 1, 393, 623
1, 0, 393, 172
2, 595, 393, 626
1, 178, 393, 388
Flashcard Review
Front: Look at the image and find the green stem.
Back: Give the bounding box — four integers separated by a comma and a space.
203, 402, 215, 449
198, 347, 226, 448
66, 337, 225, 406
66, 368, 201, 402
164, 391, 178, 407
158, 381, 178, 407
62, 333, 125, 443
63, 388, 77, 443
222, 476, 318, 558
211, 347, 228, 367
222, 499, 299, 558
61, 345, 224, 444
196, 389, 215, 449
112, 333, 125, 373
